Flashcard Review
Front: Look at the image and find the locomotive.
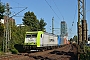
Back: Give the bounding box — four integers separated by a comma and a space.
24, 31, 66, 51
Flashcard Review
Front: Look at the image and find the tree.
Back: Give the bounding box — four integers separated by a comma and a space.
0, 2, 5, 19
70, 38, 73, 42
22, 11, 39, 31
10, 25, 31, 48
69, 35, 77, 44
0, 2, 5, 51
38, 18, 47, 31
0, 22, 4, 50
22, 11, 47, 31
0, 22, 4, 37
73, 35, 77, 42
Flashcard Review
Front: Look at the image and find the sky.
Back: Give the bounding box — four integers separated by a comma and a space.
1, 0, 90, 39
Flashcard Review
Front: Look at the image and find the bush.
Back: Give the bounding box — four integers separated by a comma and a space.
0, 51, 4, 55
10, 49, 19, 54
79, 52, 90, 60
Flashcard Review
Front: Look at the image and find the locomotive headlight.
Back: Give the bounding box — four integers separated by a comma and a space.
28, 38, 30, 40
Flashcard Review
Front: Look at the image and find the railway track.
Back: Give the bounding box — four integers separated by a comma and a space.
0, 44, 78, 60
27, 44, 78, 60
0, 54, 18, 60
0, 54, 30, 60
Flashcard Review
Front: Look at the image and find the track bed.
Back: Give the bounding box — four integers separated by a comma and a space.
0, 44, 78, 60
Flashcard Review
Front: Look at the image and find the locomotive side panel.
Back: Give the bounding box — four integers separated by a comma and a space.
57, 36, 61, 45
42, 33, 58, 47
42, 33, 50, 46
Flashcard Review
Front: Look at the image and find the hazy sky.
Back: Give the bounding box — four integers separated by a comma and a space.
1, 0, 90, 39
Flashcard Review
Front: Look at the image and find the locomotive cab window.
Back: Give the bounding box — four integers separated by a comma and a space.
26, 34, 37, 38
32, 34, 37, 37
26, 35, 31, 38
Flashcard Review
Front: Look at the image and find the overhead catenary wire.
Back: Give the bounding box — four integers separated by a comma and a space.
8, 0, 28, 17
52, 0, 64, 21
45, 0, 61, 21
68, 5, 77, 39
11, 0, 25, 7
10, 0, 28, 9
10, 7, 28, 18
72, 5, 77, 27
45, 0, 60, 28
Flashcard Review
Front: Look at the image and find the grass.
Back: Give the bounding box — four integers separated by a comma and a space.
85, 45, 90, 52
79, 46, 90, 60
10, 49, 19, 54
0, 51, 4, 55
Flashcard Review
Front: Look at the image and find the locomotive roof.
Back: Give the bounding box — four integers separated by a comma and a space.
26, 31, 57, 36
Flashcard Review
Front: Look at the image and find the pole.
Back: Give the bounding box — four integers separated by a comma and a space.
52, 17, 54, 34
78, 0, 87, 59
3, 26, 5, 52
5, 3, 10, 53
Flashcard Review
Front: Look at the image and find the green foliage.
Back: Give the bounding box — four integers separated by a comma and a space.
80, 53, 90, 60
69, 35, 77, 43
22, 11, 38, 31
23, 11, 37, 26
10, 49, 19, 54
0, 2, 5, 19
10, 25, 31, 49
79, 46, 90, 60
85, 46, 90, 52
0, 2, 5, 51
38, 18, 47, 31
0, 22, 4, 49
0, 51, 4, 55
22, 11, 47, 31
0, 8, 47, 52
70, 38, 73, 41
73, 35, 77, 42
0, 22, 4, 37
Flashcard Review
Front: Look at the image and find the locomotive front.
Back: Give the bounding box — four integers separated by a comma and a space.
24, 32, 38, 50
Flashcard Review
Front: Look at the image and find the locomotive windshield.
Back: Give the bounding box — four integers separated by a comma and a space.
26, 34, 37, 38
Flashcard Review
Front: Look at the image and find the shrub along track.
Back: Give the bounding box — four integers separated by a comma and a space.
0, 44, 78, 60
